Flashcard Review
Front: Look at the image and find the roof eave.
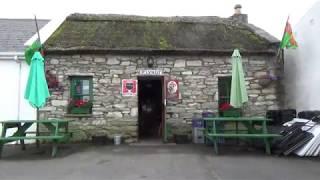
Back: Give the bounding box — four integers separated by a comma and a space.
45, 47, 278, 56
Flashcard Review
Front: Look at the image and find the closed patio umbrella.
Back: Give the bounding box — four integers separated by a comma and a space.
230, 49, 248, 108
24, 51, 50, 147
24, 51, 50, 108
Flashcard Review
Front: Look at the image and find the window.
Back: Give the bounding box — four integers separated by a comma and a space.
218, 76, 232, 108
218, 76, 241, 117
68, 76, 93, 114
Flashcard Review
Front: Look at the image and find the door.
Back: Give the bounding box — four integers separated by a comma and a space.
138, 76, 164, 140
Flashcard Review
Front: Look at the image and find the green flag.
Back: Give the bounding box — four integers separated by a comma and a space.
24, 41, 41, 65
280, 18, 298, 49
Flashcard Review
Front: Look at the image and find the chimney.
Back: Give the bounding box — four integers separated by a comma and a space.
230, 4, 248, 23
234, 4, 242, 14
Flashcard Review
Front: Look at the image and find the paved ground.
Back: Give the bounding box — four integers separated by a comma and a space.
0, 143, 319, 180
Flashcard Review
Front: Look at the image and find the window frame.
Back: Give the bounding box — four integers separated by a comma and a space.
218, 76, 242, 117
68, 76, 93, 115
218, 76, 232, 106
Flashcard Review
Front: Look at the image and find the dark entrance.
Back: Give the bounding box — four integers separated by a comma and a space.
138, 76, 164, 140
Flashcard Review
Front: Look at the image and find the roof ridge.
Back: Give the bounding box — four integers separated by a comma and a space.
67, 13, 235, 24
66, 13, 279, 43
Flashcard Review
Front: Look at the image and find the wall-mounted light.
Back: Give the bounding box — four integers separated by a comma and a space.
147, 57, 154, 68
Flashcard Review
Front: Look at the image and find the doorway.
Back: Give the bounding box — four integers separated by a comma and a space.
138, 76, 164, 140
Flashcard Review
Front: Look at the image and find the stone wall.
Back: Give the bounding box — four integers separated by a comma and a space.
41, 53, 282, 142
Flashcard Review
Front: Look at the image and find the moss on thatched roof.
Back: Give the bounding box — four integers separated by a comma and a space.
45, 13, 279, 54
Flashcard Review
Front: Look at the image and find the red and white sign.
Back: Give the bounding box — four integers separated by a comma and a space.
122, 79, 137, 96
166, 79, 179, 100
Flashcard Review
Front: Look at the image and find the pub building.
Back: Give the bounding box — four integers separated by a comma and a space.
40, 10, 282, 143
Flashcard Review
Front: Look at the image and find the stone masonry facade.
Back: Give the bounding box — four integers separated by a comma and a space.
40, 54, 282, 143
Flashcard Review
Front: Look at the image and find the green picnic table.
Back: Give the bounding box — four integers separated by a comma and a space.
0, 119, 72, 158
203, 117, 281, 155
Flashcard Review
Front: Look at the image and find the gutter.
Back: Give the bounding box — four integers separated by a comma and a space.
0, 52, 25, 60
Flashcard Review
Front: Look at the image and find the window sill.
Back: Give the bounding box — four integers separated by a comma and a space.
64, 114, 92, 118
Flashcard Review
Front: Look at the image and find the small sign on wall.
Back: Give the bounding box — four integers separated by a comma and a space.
166, 79, 179, 100
122, 79, 137, 96
139, 69, 163, 75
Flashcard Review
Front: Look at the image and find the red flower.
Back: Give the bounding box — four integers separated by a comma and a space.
219, 103, 232, 111
74, 100, 86, 107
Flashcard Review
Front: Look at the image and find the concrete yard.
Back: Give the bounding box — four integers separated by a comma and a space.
0, 144, 319, 180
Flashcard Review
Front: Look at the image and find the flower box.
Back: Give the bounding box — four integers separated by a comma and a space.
222, 108, 242, 117
70, 107, 91, 114
68, 100, 92, 114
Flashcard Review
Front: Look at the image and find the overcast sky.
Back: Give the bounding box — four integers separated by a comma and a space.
1, 0, 318, 39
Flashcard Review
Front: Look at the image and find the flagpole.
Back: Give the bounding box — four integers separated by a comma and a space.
276, 15, 290, 62
34, 15, 44, 53
34, 15, 41, 148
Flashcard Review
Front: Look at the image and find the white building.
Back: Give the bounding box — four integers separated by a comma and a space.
285, 1, 320, 112
0, 19, 49, 137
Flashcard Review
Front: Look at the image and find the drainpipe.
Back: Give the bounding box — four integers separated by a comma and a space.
16, 55, 22, 121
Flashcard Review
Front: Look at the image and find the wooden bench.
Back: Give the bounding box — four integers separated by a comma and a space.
207, 133, 281, 138
0, 136, 65, 141
0, 119, 72, 158
203, 117, 282, 155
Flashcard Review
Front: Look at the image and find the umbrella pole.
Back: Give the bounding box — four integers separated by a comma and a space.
34, 15, 41, 148
36, 108, 40, 148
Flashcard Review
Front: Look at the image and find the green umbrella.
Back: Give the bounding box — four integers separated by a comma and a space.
24, 51, 50, 108
230, 49, 248, 108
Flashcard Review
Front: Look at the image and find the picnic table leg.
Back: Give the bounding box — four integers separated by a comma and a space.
264, 138, 271, 155
17, 124, 26, 150
212, 120, 219, 154
236, 121, 239, 145
249, 121, 254, 147
236, 121, 238, 134
36, 123, 40, 148
20, 136, 26, 151
262, 121, 271, 155
204, 121, 209, 145
0, 142, 4, 158
0, 124, 7, 158
64, 122, 72, 141
51, 121, 60, 157
213, 139, 218, 154
51, 140, 58, 157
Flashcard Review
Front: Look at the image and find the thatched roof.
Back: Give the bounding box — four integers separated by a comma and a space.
45, 13, 279, 54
